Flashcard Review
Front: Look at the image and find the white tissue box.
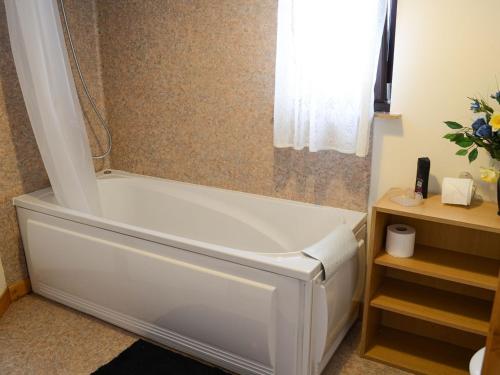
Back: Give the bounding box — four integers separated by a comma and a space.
441, 177, 475, 206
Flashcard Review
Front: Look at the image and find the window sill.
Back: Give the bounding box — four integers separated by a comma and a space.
374, 112, 402, 120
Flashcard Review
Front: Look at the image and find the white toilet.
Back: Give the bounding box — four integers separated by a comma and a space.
469, 347, 485, 375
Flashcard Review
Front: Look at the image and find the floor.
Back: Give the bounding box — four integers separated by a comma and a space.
0, 294, 407, 375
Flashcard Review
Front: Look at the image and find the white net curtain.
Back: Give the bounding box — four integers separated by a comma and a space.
273, 0, 388, 156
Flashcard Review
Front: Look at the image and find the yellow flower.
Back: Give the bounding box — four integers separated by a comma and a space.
491, 113, 500, 130
480, 167, 499, 183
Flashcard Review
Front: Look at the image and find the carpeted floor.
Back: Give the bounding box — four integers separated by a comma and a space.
0, 294, 408, 375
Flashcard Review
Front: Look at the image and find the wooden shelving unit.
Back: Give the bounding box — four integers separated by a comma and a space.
360, 191, 500, 374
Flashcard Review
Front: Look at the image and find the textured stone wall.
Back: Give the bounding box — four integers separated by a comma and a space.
97, 0, 370, 212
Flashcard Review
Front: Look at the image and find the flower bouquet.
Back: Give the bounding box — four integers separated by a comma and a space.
443, 89, 500, 214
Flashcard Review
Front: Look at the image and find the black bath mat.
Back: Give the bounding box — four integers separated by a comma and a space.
92, 339, 229, 375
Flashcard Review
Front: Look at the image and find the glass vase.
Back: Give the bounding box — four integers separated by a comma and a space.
493, 159, 500, 216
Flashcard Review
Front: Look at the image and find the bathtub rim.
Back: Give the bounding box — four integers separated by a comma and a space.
13, 169, 367, 281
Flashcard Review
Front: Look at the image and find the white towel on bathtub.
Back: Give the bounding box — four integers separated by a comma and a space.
302, 224, 358, 280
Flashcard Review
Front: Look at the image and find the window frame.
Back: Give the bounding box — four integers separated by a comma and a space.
374, 0, 398, 113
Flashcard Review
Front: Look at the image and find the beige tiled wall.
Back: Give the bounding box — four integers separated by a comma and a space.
0, 0, 109, 284
97, 0, 371, 212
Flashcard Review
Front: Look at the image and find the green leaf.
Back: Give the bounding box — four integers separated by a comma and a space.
456, 138, 474, 148
456, 149, 468, 156
444, 121, 463, 129
468, 148, 478, 163
443, 133, 458, 141
481, 100, 494, 113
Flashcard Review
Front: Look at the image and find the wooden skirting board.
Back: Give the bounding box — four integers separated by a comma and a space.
0, 278, 32, 319
0, 288, 10, 318
9, 279, 31, 301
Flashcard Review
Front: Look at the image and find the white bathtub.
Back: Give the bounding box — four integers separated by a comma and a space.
13, 170, 366, 375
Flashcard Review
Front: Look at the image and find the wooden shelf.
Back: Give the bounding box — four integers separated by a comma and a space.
374, 190, 500, 234
375, 245, 500, 291
361, 191, 500, 374
365, 327, 475, 375
371, 278, 492, 336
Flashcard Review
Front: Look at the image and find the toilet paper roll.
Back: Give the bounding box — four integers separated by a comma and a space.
386, 224, 416, 258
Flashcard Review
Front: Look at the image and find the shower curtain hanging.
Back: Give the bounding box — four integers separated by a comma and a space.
5, 0, 101, 215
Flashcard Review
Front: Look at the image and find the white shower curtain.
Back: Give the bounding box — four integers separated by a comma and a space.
5, 0, 101, 215
274, 0, 388, 156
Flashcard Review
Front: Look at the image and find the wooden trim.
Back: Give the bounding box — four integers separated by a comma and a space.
0, 278, 31, 318
0, 288, 11, 318
360, 210, 389, 353
374, 112, 402, 120
8, 279, 31, 302
483, 270, 500, 374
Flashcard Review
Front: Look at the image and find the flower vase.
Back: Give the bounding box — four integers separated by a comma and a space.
493, 159, 500, 216
482, 159, 500, 215
497, 177, 500, 215
497, 171, 500, 215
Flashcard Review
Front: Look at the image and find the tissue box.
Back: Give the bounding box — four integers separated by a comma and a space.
441, 177, 475, 206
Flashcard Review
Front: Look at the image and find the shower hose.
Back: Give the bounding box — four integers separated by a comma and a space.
59, 0, 112, 160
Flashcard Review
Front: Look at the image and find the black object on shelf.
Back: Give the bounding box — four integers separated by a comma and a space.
415, 157, 430, 199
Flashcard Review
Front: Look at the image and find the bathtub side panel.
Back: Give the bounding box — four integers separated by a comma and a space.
16, 208, 304, 375
310, 224, 367, 375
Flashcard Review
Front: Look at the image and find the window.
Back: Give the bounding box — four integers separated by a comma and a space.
273, 0, 389, 157
374, 0, 398, 112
